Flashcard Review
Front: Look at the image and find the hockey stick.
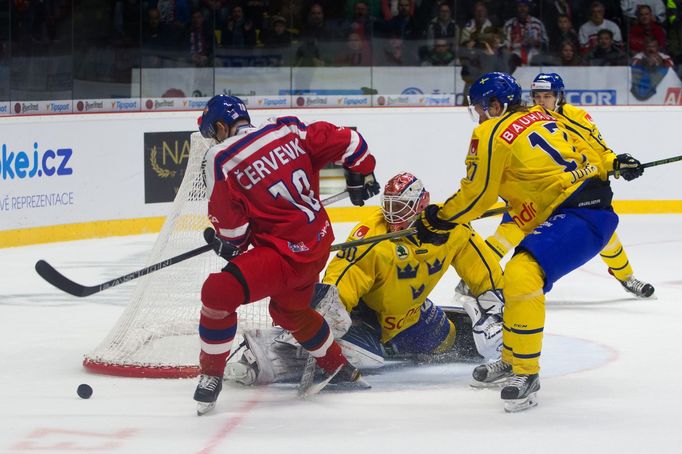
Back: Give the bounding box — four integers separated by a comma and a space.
329, 205, 509, 252
35, 229, 218, 297
35, 191, 351, 298
608, 155, 682, 177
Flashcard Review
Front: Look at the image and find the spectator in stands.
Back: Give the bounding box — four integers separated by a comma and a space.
559, 39, 583, 65
628, 5, 666, 53
373, 34, 418, 65
380, 0, 424, 39
667, 0, 682, 67
632, 35, 674, 65
631, 36, 674, 99
460, 1, 494, 45
198, 0, 230, 29
141, 7, 177, 67
586, 28, 628, 64
421, 37, 456, 65
621, 0, 666, 23
457, 0, 516, 27
426, 2, 458, 49
299, 3, 340, 42
381, 0, 414, 21
549, 13, 580, 52
503, 0, 549, 66
262, 15, 293, 48
345, 0, 382, 21
221, 4, 256, 48
335, 31, 373, 65
156, 0, 191, 30
348, 1, 376, 42
542, 0, 574, 42
187, 9, 212, 66
579, 1, 623, 54
460, 30, 511, 96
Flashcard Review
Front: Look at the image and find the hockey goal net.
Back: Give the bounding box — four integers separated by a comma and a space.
83, 132, 273, 378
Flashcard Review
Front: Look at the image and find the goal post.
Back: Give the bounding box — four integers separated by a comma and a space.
83, 132, 272, 378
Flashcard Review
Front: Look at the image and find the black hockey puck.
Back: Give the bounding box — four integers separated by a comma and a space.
77, 383, 93, 399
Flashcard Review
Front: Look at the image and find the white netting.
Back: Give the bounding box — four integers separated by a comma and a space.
83, 132, 272, 377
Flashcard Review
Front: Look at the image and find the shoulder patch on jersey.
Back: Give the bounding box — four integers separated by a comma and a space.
468, 139, 479, 156
584, 113, 594, 123
353, 225, 370, 238
396, 244, 410, 260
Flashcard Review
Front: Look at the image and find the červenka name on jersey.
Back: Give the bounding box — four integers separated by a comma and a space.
235, 138, 306, 189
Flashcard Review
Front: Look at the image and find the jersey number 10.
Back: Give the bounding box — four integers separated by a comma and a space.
268, 168, 321, 222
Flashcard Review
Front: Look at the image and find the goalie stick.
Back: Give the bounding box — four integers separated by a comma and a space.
329, 205, 509, 252
36, 190, 350, 298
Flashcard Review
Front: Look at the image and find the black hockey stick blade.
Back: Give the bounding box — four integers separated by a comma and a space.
35, 234, 215, 297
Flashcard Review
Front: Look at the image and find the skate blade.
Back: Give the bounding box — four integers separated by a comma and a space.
470, 378, 509, 389
503, 392, 538, 413
196, 401, 216, 416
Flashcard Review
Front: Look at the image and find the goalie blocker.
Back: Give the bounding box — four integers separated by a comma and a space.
225, 283, 498, 386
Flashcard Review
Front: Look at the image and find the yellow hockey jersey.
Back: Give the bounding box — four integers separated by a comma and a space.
547, 103, 616, 180
323, 209, 502, 343
439, 105, 609, 234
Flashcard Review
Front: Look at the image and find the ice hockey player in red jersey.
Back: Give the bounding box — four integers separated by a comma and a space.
193, 95, 379, 414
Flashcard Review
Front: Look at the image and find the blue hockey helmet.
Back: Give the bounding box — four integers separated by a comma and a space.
199, 95, 250, 139
468, 72, 522, 119
531, 73, 565, 106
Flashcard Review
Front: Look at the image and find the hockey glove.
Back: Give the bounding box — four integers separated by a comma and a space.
203, 228, 240, 260
414, 204, 457, 245
345, 170, 381, 206
613, 153, 644, 181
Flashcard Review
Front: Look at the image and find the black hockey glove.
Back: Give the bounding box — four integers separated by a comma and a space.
414, 204, 457, 245
345, 170, 381, 206
203, 228, 240, 260
613, 154, 644, 181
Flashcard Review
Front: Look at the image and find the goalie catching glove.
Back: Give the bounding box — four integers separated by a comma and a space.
203, 228, 240, 260
414, 204, 457, 245
613, 153, 644, 181
345, 170, 380, 206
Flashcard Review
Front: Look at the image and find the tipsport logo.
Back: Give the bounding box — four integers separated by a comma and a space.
0, 142, 73, 180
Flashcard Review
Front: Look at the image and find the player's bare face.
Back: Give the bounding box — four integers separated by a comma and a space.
533, 92, 557, 110
214, 122, 229, 142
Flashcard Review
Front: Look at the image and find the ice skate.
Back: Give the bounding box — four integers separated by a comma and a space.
619, 275, 655, 298
501, 373, 540, 413
471, 359, 512, 388
194, 374, 223, 415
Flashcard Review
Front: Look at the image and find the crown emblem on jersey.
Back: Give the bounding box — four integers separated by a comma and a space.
396, 244, 409, 260
411, 284, 425, 299
427, 258, 444, 275
396, 263, 418, 279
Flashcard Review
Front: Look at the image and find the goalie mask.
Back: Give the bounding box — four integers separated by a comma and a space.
381, 172, 430, 232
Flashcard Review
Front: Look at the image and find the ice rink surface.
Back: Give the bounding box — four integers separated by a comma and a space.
1, 215, 681, 454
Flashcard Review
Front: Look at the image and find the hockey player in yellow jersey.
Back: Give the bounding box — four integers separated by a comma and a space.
479, 72, 654, 298
222, 172, 506, 387
324, 172, 504, 360
413, 72, 644, 412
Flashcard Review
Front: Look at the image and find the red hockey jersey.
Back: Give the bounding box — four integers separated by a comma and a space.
204, 116, 375, 264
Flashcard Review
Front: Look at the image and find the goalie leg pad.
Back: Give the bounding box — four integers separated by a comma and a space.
463, 290, 504, 360
225, 329, 309, 385
385, 299, 454, 355
311, 283, 351, 338
339, 323, 385, 369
